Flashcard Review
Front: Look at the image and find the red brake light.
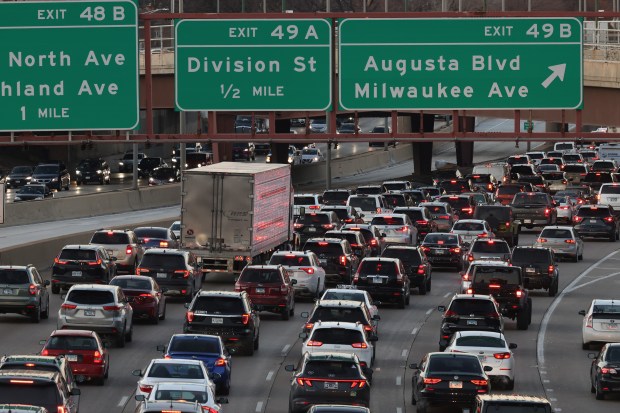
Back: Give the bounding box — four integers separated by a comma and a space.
444, 310, 459, 317
339, 255, 347, 265
397, 226, 409, 232
544, 208, 551, 216
58, 407, 67, 413
88, 259, 102, 266
462, 207, 473, 214
322, 224, 335, 230
417, 264, 426, 275
450, 247, 461, 253
416, 220, 429, 225
604, 216, 615, 223
93, 350, 103, 364
493, 352, 511, 360
186, 311, 194, 322
548, 265, 555, 275
309, 205, 320, 210
471, 379, 489, 386
602, 367, 610, 374
515, 290, 523, 298
565, 239, 576, 244
300, 267, 315, 274
439, 215, 450, 219
370, 239, 378, 246
573, 216, 583, 223
318, 242, 329, 246
159, 241, 169, 248
296, 378, 313, 387
466, 288, 473, 294
54, 257, 68, 265
538, 238, 548, 243
103, 305, 122, 311
305, 323, 314, 330
294, 223, 304, 229
306, 340, 323, 347
462, 273, 470, 281
139, 384, 154, 394
61, 303, 77, 310
214, 358, 227, 366
364, 325, 372, 332
424, 378, 442, 385
28, 284, 37, 295
241, 313, 250, 325
351, 342, 368, 348
126, 245, 133, 255
467, 254, 474, 262
175, 269, 190, 278
489, 284, 501, 289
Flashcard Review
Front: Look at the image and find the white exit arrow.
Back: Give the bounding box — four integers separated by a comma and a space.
541, 64, 566, 89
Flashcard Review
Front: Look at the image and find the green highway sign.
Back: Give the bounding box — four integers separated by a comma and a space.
0, 0, 139, 132
339, 18, 583, 111
175, 19, 332, 111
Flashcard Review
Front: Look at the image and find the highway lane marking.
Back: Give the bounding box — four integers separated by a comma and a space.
537, 249, 619, 367
565, 271, 620, 294
401, 349, 408, 358
550, 398, 557, 401
281, 344, 291, 355
396, 376, 402, 386
425, 308, 433, 315
411, 327, 418, 335
396, 408, 403, 413
443, 292, 451, 297
117, 396, 129, 407
266, 371, 274, 381
256, 401, 263, 412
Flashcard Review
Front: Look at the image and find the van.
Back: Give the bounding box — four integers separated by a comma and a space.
472, 163, 510, 184
554, 141, 576, 153
598, 143, 620, 162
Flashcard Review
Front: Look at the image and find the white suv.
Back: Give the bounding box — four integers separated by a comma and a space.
347, 194, 392, 223
268, 251, 326, 298
294, 193, 323, 217
598, 183, 620, 209
301, 321, 377, 367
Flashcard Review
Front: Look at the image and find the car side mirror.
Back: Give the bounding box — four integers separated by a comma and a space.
291, 279, 298, 285
156, 345, 166, 352
438, 305, 446, 312
284, 364, 296, 372
578, 310, 586, 316
509, 343, 517, 350
484, 366, 493, 372
409, 363, 419, 370
44, 280, 50, 286
184, 303, 190, 309
216, 397, 229, 404
132, 369, 143, 377
588, 353, 597, 359
372, 315, 381, 321
135, 395, 145, 401
300, 311, 309, 318
71, 388, 81, 396
298, 332, 308, 340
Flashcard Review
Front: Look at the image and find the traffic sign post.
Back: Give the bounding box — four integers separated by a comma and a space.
339, 18, 583, 111
0, 0, 139, 131
175, 19, 332, 111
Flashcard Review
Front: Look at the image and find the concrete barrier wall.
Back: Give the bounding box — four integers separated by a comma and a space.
3, 185, 181, 227
292, 144, 413, 186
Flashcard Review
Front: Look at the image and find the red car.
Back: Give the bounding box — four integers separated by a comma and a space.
109, 275, 167, 324
40, 329, 109, 385
234, 264, 296, 320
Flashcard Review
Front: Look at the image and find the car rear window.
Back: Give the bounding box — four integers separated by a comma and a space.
383, 183, 407, 191
357, 260, 397, 276
134, 228, 168, 239
577, 207, 612, 217
148, 363, 204, 379
311, 307, 366, 324
395, 209, 424, 221
584, 173, 613, 183
46, 336, 98, 351
348, 228, 373, 243
518, 176, 544, 184
453, 222, 484, 231
564, 164, 587, 173
469, 175, 492, 183
593, 304, 620, 319
59, 249, 96, 261
322, 192, 350, 203
471, 241, 510, 253
473, 266, 520, 284
298, 214, 331, 225
310, 328, 364, 345
592, 161, 615, 170
423, 234, 458, 244
370, 216, 405, 226
356, 187, 382, 195
422, 188, 441, 197
269, 255, 311, 266
321, 291, 365, 303
601, 185, 620, 195
511, 248, 551, 264
383, 194, 407, 207
563, 154, 581, 162
0, 382, 60, 406
449, 299, 496, 315
321, 208, 349, 220
66, 290, 114, 305
348, 197, 378, 211
541, 172, 565, 181
192, 297, 244, 314
512, 193, 548, 205
152, 389, 209, 404
295, 196, 318, 205
381, 248, 422, 266
405, 191, 426, 203
423, 204, 447, 214
238, 269, 281, 284
441, 197, 471, 209
169, 338, 219, 354
474, 206, 511, 221
428, 355, 482, 374
304, 242, 344, 257
90, 232, 130, 244
540, 228, 573, 239
140, 254, 186, 269
455, 335, 506, 348
497, 186, 522, 196
110, 277, 152, 290
302, 361, 360, 379
326, 232, 359, 246
0, 270, 29, 285
511, 165, 535, 174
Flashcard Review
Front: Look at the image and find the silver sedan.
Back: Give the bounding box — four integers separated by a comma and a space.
534, 225, 584, 262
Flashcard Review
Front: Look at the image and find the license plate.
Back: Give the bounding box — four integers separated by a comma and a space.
2, 289, 12, 295
590, 219, 597, 223
319, 259, 327, 265
324, 382, 338, 390
524, 219, 532, 224
467, 319, 478, 325
72, 271, 82, 277
372, 277, 383, 284
449, 381, 463, 389
157, 273, 167, 278
525, 268, 536, 273
255, 288, 265, 294
308, 227, 316, 232
610, 198, 618, 202
66, 354, 78, 362
607, 323, 618, 330
211, 317, 223, 324
85, 176, 90, 179
434, 249, 447, 255
84, 310, 95, 316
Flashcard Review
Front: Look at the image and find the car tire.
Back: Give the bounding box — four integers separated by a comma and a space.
51, 284, 60, 294
282, 305, 291, 320
591, 382, 596, 393
549, 279, 559, 297
582, 342, 590, 350
116, 327, 126, 348
427, 277, 432, 292
150, 312, 159, 325
126, 323, 133, 342
30, 306, 41, 323
419, 279, 427, 295
596, 380, 606, 400
219, 378, 231, 396
76, 180, 82, 186
517, 307, 529, 330
528, 298, 533, 325
610, 231, 616, 242
159, 302, 166, 320
505, 378, 515, 390
405, 291, 410, 306
41, 297, 50, 319
573, 253, 579, 262
416, 400, 428, 413
398, 295, 406, 309
94, 375, 105, 386
579, 252, 584, 261
254, 332, 260, 351
244, 338, 254, 356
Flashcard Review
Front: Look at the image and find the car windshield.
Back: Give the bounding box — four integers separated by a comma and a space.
540, 228, 573, 239
0, 269, 29, 284
90, 232, 130, 244
356, 187, 383, 195
449, 299, 496, 315
311, 307, 366, 324
139, 158, 161, 168
371, 216, 405, 226
577, 207, 612, 217
302, 149, 318, 156
473, 267, 520, 284
269, 255, 311, 266
424, 234, 458, 245
16, 186, 44, 194
148, 363, 204, 379
140, 254, 185, 269
304, 242, 344, 257
348, 197, 378, 211
10, 166, 32, 174
171, 222, 181, 231
601, 185, 620, 195
193, 297, 244, 314
511, 249, 551, 264
358, 260, 397, 276
152, 389, 209, 404
295, 196, 318, 205
58, 249, 96, 261
134, 228, 168, 239
298, 214, 331, 225
33, 165, 59, 174
303, 361, 360, 379
310, 328, 364, 345
455, 336, 506, 348
238, 269, 281, 284
169, 338, 219, 354
45, 335, 98, 351
78, 160, 99, 169
453, 222, 484, 231
512, 193, 548, 205
381, 248, 422, 265
66, 290, 114, 305
110, 278, 152, 290
427, 355, 482, 374
0, 382, 59, 406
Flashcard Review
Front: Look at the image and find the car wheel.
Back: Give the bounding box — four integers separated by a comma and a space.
397, 295, 406, 309
126, 322, 133, 342
150, 311, 159, 325
219, 378, 231, 396
419, 279, 427, 295
30, 306, 41, 323
591, 382, 596, 393
505, 378, 515, 390
76, 180, 82, 186
116, 327, 126, 348
104, 362, 109, 379
51, 284, 60, 294
159, 302, 167, 320
41, 297, 50, 319
405, 291, 410, 306
244, 338, 255, 356
549, 279, 559, 297
411, 390, 416, 405
582, 342, 590, 350
254, 332, 260, 351
289, 300, 295, 316
94, 375, 105, 386
527, 298, 533, 324
416, 400, 429, 413
596, 380, 606, 400
579, 252, 584, 261
610, 231, 616, 242
517, 307, 529, 330
281, 304, 291, 320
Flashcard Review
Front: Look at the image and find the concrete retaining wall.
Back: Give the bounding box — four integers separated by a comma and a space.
292, 144, 413, 186
3, 185, 180, 227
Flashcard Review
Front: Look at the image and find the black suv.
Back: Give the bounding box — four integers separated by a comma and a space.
286, 352, 371, 413
573, 204, 620, 241
322, 189, 354, 206
438, 194, 477, 219
0, 369, 80, 413
421, 233, 466, 271
468, 264, 532, 330
381, 245, 432, 295
51, 245, 117, 294
137, 157, 167, 179
294, 211, 341, 244
183, 290, 260, 355
324, 230, 370, 259
303, 238, 359, 284
511, 246, 559, 296
438, 294, 504, 351
4, 166, 33, 189
0, 265, 50, 322
473, 205, 519, 246
31, 163, 70, 191
352, 257, 410, 308
438, 179, 473, 194
75, 158, 111, 185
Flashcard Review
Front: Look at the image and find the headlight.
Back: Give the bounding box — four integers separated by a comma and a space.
119, 161, 124, 166
149, 177, 154, 183
168, 178, 174, 182
75, 170, 81, 175
14, 197, 21, 201
26, 177, 32, 180
5, 177, 11, 181
266, 156, 272, 163
288, 156, 293, 163
51, 178, 58, 182
313, 156, 319, 161
96, 170, 102, 174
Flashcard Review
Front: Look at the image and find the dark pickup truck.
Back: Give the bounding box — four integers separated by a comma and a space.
468, 264, 532, 330
511, 192, 557, 229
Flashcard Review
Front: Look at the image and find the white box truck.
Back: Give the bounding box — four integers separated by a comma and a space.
180, 162, 298, 275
